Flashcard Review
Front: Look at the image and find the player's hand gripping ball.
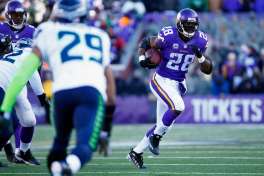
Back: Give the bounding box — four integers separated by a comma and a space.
145, 48, 162, 65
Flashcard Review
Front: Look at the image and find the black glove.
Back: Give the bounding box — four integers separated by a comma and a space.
0, 111, 13, 135
139, 57, 157, 69
191, 45, 203, 58
37, 93, 51, 124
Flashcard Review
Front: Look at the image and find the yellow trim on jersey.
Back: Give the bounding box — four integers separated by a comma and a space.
152, 74, 175, 110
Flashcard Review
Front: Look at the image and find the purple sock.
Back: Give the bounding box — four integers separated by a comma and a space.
162, 110, 180, 126
20, 127, 34, 144
14, 126, 21, 148
146, 125, 156, 137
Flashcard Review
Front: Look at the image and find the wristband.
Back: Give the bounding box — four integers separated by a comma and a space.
198, 55, 205, 63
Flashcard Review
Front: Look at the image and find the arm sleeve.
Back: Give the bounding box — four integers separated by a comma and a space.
0, 53, 41, 112
155, 26, 174, 49
198, 32, 209, 54
156, 30, 167, 49
29, 71, 44, 96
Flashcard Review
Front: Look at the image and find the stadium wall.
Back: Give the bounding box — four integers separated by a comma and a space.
29, 91, 264, 124
113, 95, 264, 124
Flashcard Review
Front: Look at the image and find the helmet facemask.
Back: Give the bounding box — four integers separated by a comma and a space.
178, 20, 198, 38
6, 11, 27, 30
176, 8, 199, 39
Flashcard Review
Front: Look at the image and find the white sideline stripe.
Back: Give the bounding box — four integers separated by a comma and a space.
31, 143, 264, 150
31, 150, 264, 154
1, 156, 263, 160
96, 156, 264, 160
87, 163, 263, 166
0, 172, 264, 175
0, 155, 264, 160
112, 150, 264, 153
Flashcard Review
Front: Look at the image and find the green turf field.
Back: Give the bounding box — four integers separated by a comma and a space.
0, 124, 264, 175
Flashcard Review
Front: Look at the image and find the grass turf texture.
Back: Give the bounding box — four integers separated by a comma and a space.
0, 124, 264, 176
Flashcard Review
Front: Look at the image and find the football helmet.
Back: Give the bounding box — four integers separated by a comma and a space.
176, 8, 199, 38
5, 0, 27, 30
52, 0, 88, 21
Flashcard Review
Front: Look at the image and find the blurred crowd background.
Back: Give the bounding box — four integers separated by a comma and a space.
1, 0, 264, 97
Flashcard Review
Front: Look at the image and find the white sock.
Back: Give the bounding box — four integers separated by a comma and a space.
66, 154, 81, 174
51, 161, 62, 176
20, 142, 31, 152
133, 136, 149, 154
154, 123, 169, 136
5, 140, 11, 145
15, 148, 20, 155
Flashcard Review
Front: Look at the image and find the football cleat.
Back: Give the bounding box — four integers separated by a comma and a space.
127, 149, 146, 169
4, 143, 23, 164
51, 161, 72, 176
15, 149, 40, 165
98, 136, 110, 157
148, 134, 162, 155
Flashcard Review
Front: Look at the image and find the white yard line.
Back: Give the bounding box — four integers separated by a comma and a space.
31, 143, 264, 150
0, 172, 264, 175
87, 163, 263, 166
1, 156, 264, 160
29, 150, 264, 154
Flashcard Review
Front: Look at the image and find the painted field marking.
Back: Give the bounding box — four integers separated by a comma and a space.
1, 156, 264, 160
29, 150, 264, 154
86, 163, 264, 166
0, 172, 264, 175
30, 142, 264, 150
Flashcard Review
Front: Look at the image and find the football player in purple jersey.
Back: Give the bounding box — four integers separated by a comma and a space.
128, 8, 213, 169
0, 0, 35, 42
0, 0, 47, 165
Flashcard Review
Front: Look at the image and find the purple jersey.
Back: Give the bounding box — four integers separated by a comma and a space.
0, 22, 35, 42
156, 26, 208, 81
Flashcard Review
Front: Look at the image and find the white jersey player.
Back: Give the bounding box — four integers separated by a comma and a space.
0, 0, 112, 175
0, 41, 45, 165
34, 20, 110, 99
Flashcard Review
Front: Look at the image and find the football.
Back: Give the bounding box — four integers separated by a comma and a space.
145, 48, 162, 65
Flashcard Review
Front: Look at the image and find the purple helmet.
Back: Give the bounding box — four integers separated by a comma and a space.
176, 8, 199, 38
5, 0, 27, 30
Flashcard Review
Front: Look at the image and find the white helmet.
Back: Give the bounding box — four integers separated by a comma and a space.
52, 0, 88, 21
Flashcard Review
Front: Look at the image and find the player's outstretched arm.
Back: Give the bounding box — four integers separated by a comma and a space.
105, 66, 116, 105
0, 47, 41, 113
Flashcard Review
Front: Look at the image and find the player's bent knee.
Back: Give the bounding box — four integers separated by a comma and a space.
175, 102, 185, 112
20, 117, 36, 127
171, 110, 182, 117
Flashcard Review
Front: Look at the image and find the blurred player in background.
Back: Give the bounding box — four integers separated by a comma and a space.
0, 35, 48, 165
98, 67, 116, 157
128, 8, 213, 169
87, 1, 117, 157
0, 0, 112, 175
0, 0, 49, 164
0, 0, 35, 42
